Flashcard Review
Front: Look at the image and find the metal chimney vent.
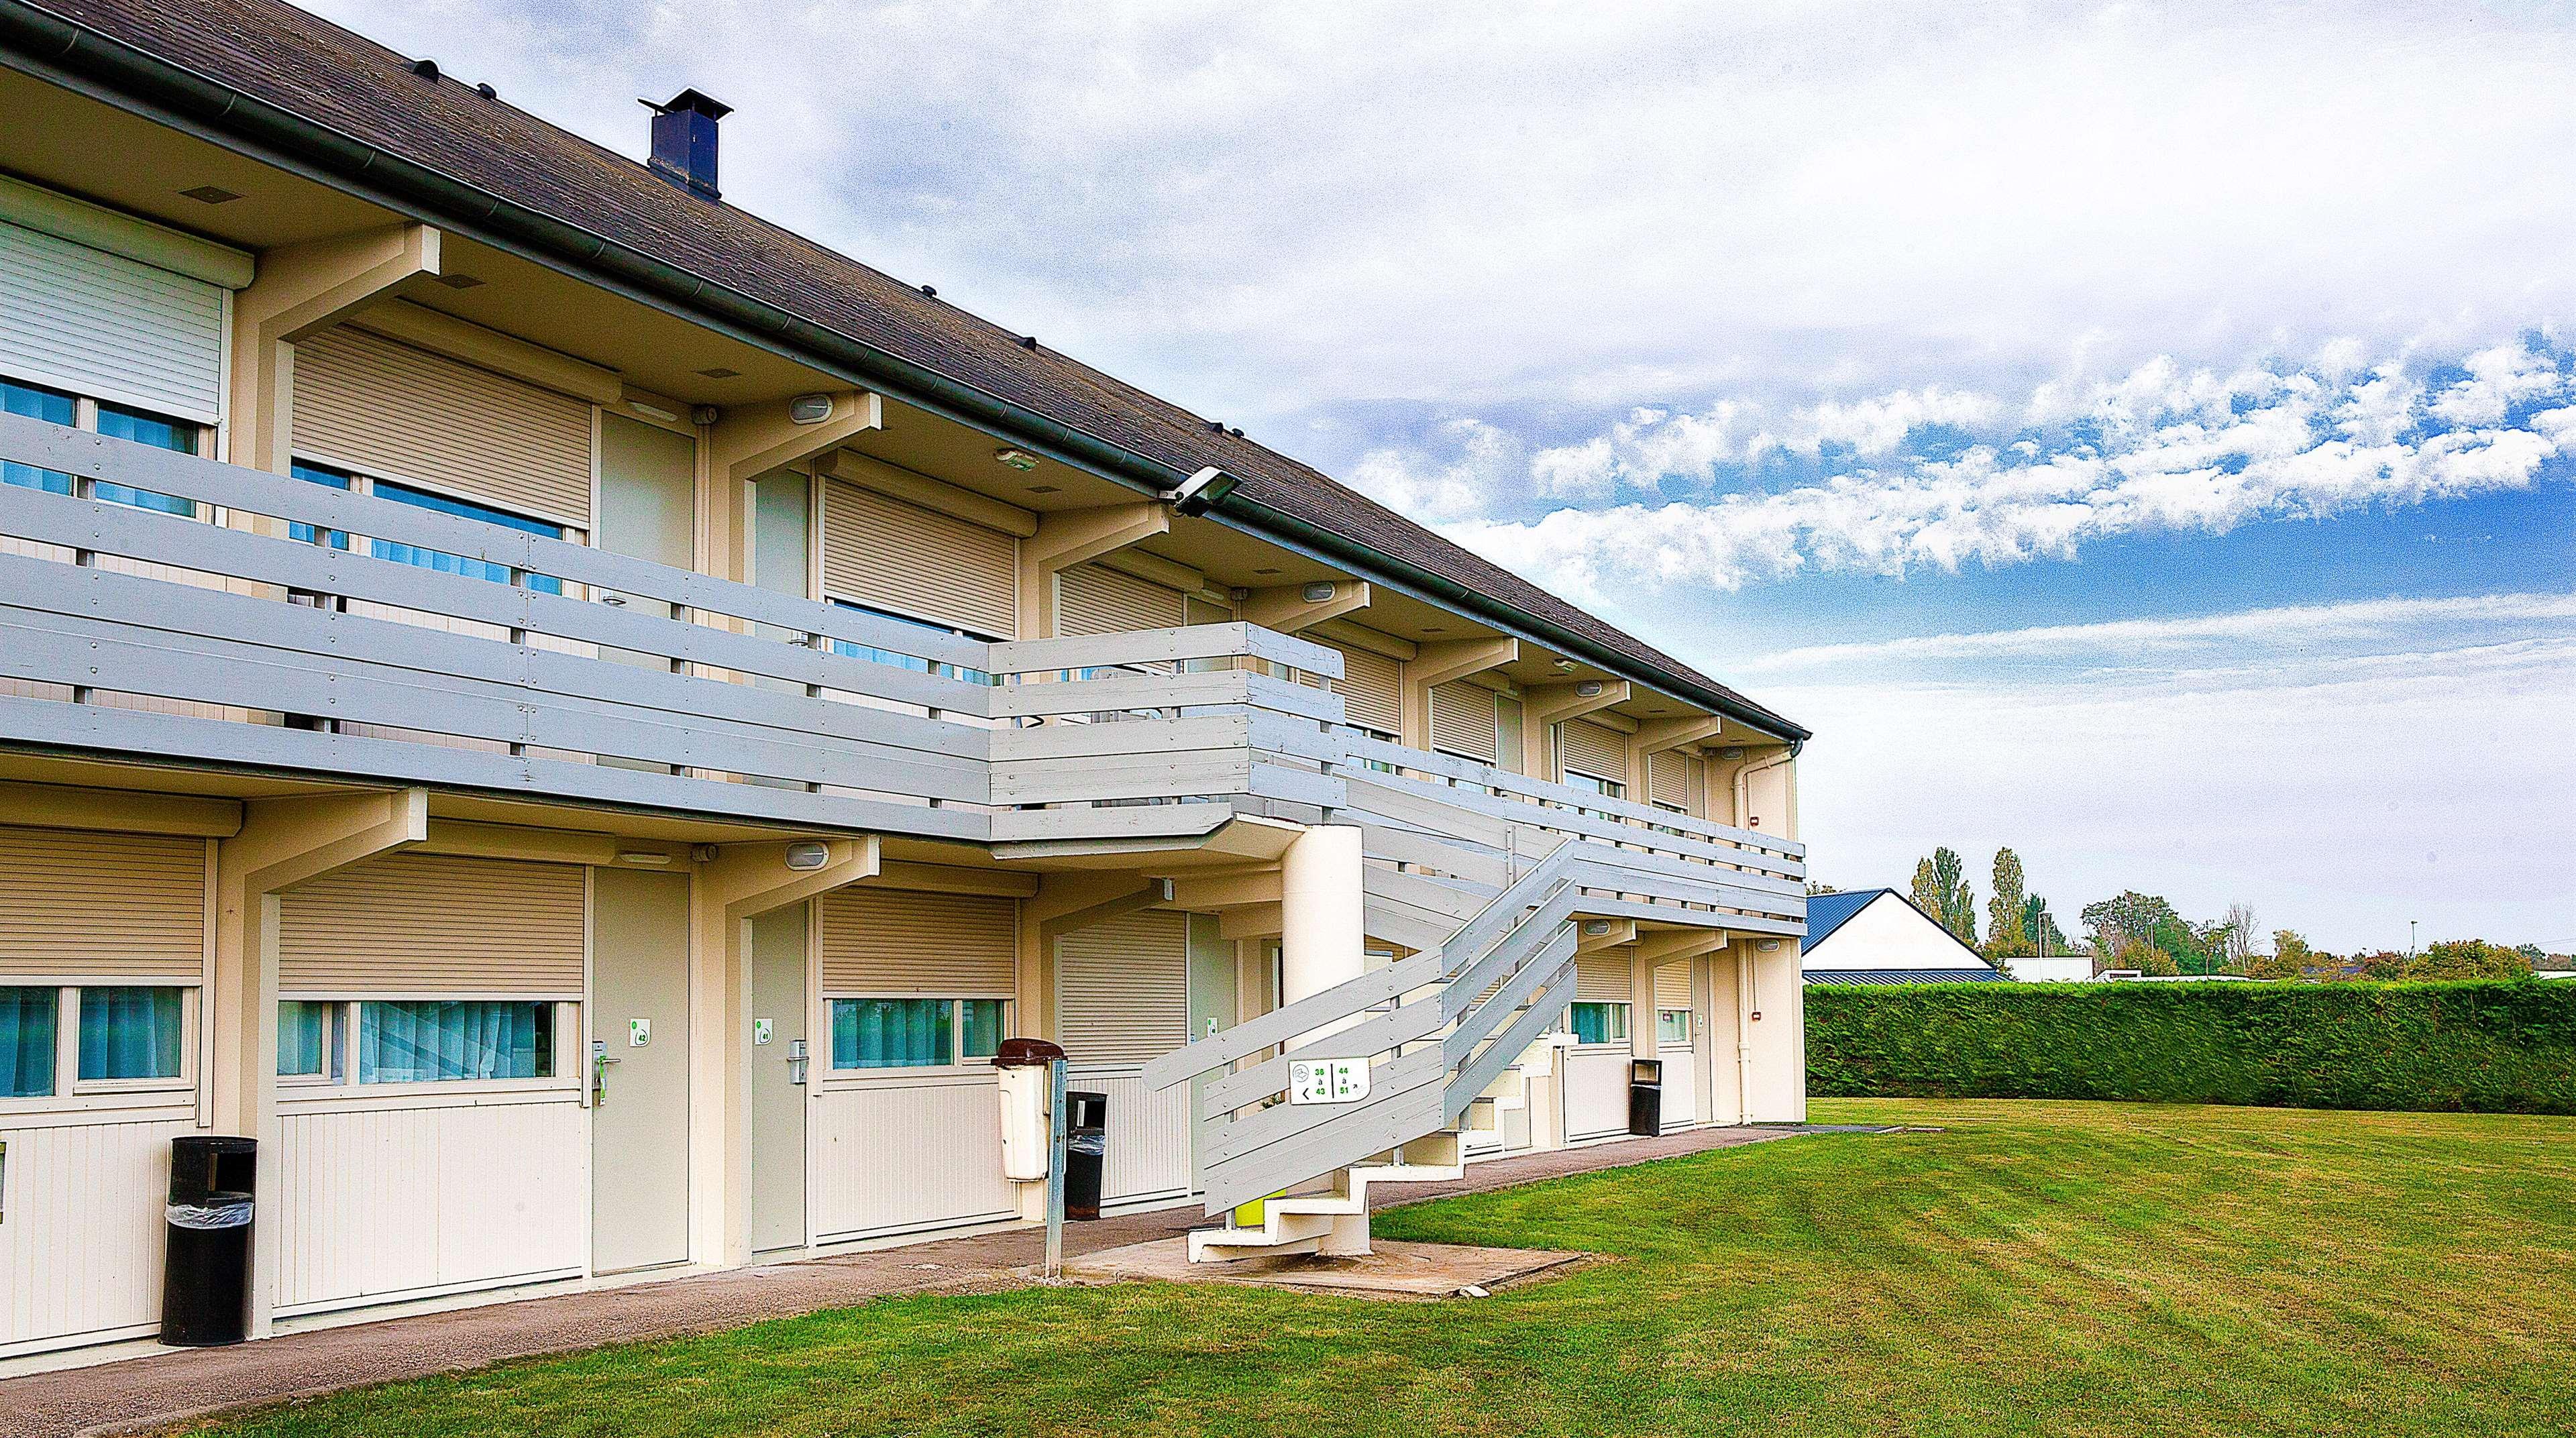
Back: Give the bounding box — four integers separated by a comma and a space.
643, 88, 732, 200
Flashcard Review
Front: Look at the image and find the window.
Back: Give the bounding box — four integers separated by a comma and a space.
2, 378, 201, 511
1563, 771, 1625, 799
78, 986, 184, 1081
1658, 1007, 1693, 1044
829, 997, 1011, 1070
828, 600, 994, 684
356, 1001, 555, 1083
286, 462, 353, 549
372, 480, 566, 594
0, 986, 56, 1098
92, 403, 203, 514
2, 378, 75, 493
1569, 1001, 1629, 1045
0, 985, 194, 1097
278, 999, 345, 1081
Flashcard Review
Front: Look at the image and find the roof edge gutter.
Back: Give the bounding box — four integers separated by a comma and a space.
0, 0, 1809, 744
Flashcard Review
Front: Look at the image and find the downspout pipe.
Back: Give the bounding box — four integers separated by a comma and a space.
1730, 740, 1801, 832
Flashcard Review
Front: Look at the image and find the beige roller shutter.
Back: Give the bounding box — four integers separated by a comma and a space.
1055, 563, 1182, 639
0, 826, 204, 979
1318, 643, 1402, 736
1648, 750, 1694, 809
1654, 961, 1691, 1011
822, 478, 1018, 637
1559, 719, 1628, 784
1430, 681, 1497, 761
1056, 909, 1187, 1064
817, 888, 1018, 995
1574, 948, 1631, 1003
292, 325, 594, 527
280, 853, 584, 995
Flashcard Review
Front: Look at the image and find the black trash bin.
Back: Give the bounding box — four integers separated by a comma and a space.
162, 1135, 256, 1347
1627, 1058, 1663, 1137
1063, 1089, 1108, 1221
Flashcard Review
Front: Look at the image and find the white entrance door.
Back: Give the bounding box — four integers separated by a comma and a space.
590, 868, 692, 1274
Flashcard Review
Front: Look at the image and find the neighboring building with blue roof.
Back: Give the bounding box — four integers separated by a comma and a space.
1800, 888, 2009, 985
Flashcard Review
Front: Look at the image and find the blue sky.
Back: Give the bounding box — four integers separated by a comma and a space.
310, 0, 2575, 951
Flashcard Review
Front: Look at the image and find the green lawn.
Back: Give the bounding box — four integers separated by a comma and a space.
193, 1100, 2576, 1437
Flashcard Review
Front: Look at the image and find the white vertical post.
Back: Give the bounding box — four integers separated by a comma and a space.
1279, 824, 1365, 1042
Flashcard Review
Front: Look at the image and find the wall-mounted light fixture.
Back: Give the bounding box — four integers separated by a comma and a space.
1574, 681, 1604, 698
788, 394, 833, 425
1581, 920, 1613, 937
784, 841, 830, 871
614, 850, 672, 867
1300, 581, 1336, 604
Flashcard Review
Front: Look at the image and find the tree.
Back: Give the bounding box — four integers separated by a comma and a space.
1805, 880, 1839, 896
2242, 929, 2328, 981
1912, 846, 1976, 947
2022, 893, 2070, 956
2220, 903, 2259, 967
1984, 848, 2031, 960
2081, 891, 2180, 958
2359, 940, 2534, 982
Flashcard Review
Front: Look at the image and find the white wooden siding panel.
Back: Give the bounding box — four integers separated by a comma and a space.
0, 219, 224, 423
809, 1074, 1017, 1240
0, 826, 205, 979
0, 1113, 191, 1349
292, 325, 594, 527
272, 1097, 585, 1312
1069, 1066, 1193, 1205
1562, 1047, 1630, 1140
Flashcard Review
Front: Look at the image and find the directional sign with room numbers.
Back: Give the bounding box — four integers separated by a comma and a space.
1287, 1058, 1371, 1105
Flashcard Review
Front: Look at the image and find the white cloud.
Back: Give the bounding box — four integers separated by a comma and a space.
1747, 592, 2576, 669
1436, 340, 2571, 602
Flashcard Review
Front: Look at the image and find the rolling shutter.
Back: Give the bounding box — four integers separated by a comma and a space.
817, 888, 1018, 995
292, 325, 594, 527
0, 826, 205, 979
1430, 681, 1498, 761
1319, 643, 1403, 736
0, 217, 225, 424
1559, 719, 1628, 783
1574, 948, 1630, 1003
822, 478, 1018, 637
1648, 750, 1695, 809
280, 853, 584, 995
1056, 909, 1187, 1064
1055, 563, 1181, 639
1654, 961, 1691, 1011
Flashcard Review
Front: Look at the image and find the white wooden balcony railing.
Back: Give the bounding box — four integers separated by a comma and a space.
0, 412, 1805, 883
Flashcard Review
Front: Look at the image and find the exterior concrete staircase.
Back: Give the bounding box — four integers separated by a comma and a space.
1146, 840, 1727, 1262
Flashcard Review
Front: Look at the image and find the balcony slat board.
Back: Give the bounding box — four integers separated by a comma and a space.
0, 412, 989, 667
990, 751, 1252, 805
988, 622, 1343, 679
0, 694, 991, 840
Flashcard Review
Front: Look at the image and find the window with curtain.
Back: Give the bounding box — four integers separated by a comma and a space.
0, 986, 57, 1097
76, 985, 185, 1081
2, 377, 75, 493
91, 402, 201, 514
829, 997, 1009, 1069
278, 999, 344, 1080
358, 1001, 554, 1083
1569, 1001, 1629, 1045
1658, 1008, 1693, 1044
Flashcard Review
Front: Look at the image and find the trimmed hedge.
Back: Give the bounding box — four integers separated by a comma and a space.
1805, 980, 2576, 1113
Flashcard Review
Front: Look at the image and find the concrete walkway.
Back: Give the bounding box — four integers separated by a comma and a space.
3, 1124, 1815, 1438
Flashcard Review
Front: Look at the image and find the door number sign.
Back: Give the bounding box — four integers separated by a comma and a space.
1288, 1058, 1369, 1105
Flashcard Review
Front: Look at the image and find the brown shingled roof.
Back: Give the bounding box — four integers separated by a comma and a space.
13, 0, 1804, 738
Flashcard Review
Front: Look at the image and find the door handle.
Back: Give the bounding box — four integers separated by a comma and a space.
591, 1041, 619, 1105
786, 1038, 808, 1087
